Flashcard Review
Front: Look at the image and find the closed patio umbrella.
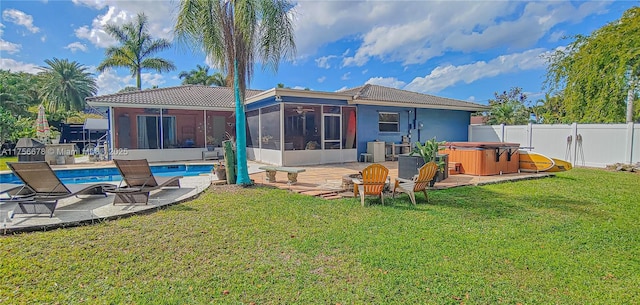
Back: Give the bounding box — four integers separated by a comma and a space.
36, 104, 50, 143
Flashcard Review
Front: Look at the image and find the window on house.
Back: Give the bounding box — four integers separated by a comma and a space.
379, 112, 399, 132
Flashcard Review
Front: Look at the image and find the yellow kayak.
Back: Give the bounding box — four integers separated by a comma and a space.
546, 158, 573, 172
519, 151, 555, 172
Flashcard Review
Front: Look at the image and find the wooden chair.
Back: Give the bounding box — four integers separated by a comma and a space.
352, 164, 389, 207
393, 161, 438, 205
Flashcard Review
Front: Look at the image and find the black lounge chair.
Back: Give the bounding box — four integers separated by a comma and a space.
7, 162, 110, 217
111, 159, 182, 205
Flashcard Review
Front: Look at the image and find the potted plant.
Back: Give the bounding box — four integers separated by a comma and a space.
49, 130, 61, 144
213, 161, 226, 180
397, 137, 448, 186
206, 136, 219, 151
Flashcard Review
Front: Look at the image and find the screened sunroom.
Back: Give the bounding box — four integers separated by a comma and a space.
245, 90, 358, 166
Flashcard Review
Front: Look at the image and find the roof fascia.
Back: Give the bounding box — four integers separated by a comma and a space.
86, 102, 234, 111
352, 100, 489, 112
246, 88, 353, 104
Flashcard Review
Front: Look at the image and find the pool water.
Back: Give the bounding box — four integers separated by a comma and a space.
0, 164, 214, 184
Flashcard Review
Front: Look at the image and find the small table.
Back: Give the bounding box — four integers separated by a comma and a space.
387, 143, 412, 161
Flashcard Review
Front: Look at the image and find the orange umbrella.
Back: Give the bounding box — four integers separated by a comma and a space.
36, 104, 50, 142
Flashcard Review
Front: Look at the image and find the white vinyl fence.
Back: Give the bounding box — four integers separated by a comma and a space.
469, 123, 639, 168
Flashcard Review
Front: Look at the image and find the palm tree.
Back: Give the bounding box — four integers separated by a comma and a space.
175, 0, 296, 185
98, 13, 176, 90
178, 64, 226, 86
38, 58, 97, 112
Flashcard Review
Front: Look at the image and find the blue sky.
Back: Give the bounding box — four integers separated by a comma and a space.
1, 0, 636, 105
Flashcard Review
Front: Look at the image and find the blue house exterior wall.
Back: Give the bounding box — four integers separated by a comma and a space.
356, 105, 471, 156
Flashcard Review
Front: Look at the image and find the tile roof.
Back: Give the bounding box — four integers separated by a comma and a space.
86, 85, 262, 109
339, 84, 488, 111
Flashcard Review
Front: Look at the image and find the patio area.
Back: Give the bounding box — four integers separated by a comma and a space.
1, 160, 553, 234
248, 161, 553, 199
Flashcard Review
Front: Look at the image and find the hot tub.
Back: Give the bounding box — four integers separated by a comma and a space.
442, 142, 520, 176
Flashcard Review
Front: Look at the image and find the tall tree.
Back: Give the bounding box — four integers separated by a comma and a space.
532, 93, 566, 124
0, 70, 40, 117
178, 64, 226, 86
38, 58, 97, 112
486, 87, 531, 125
175, 0, 296, 185
98, 13, 176, 90
545, 6, 640, 123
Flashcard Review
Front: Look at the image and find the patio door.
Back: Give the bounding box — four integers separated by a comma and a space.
137, 115, 176, 149
323, 114, 341, 149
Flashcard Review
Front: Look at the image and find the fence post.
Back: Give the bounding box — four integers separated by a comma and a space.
626, 122, 635, 164
527, 123, 533, 148
571, 122, 578, 166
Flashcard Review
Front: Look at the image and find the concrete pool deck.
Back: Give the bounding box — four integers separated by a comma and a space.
0, 160, 266, 234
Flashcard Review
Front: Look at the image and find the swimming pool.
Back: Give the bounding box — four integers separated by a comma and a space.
0, 164, 214, 184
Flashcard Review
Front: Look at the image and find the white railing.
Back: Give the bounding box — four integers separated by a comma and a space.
469, 123, 639, 168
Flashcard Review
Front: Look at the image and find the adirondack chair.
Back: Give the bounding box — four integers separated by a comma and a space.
393, 161, 438, 205
352, 164, 389, 207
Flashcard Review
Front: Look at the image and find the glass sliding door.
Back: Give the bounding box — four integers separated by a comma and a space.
137, 115, 175, 149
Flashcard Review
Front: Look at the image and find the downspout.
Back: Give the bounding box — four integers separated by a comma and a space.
159, 108, 164, 149
414, 107, 419, 143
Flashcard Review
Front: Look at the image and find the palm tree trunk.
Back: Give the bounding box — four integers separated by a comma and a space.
234, 60, 251, 185
137, 67, 142, 89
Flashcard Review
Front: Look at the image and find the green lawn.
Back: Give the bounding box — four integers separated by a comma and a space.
1, 168, 639, 304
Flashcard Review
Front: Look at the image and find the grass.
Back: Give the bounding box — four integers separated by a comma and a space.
1, 168, 639, 304
0, 156, 17, 171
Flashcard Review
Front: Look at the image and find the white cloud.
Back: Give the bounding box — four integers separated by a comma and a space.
467, 96, 477, 102
40, 35, 46, 42
341, 72, 350, 81
74, 2, 176, 49
2, 9, 40, 33
72, 0, 108, 10
0, 58, 40, 73
95, 69, 134, 95
293, 1, 608, 67
317, 76, 326, 83
0, 22, 20, 53
549, 31, 565, 42
141, 72, 165, 88
0, 39, 20, 53
315, 55, 336, 69
404, 48, 551, 94
365, 77, 406, 89
64, 41, 88, 53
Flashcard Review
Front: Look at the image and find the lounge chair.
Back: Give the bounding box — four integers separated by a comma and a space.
393, 161, 438, 205
112, 159, 182, 205
7, 162, 110, 217
352, 163, 389, 207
